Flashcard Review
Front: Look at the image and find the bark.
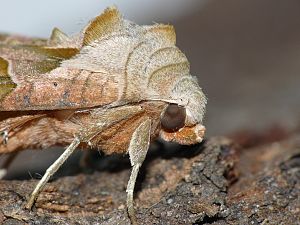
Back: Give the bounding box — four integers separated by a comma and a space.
0, 131, 299, 224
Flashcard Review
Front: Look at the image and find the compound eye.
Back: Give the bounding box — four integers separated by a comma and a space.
161, 104, 186, 132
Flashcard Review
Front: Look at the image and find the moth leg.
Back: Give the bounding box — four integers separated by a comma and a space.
25, 105, 143, 210
126, 118, 151, 225
0, 152, 18, 179
25, 137, 81, 209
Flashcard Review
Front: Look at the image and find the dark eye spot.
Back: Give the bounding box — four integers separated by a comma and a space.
161, 104, 186, 132
53, 82, 58, 87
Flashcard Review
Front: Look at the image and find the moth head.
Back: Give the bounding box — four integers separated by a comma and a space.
159, 76, 207, 145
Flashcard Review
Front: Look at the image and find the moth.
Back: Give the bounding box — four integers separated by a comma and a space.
0, 6, 206, 224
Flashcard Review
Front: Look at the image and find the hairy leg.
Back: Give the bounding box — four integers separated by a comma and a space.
126, 118, 151, 225
25, 137, 80, 209
25, 105, 143, 209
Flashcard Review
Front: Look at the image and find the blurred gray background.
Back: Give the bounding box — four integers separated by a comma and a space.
1, 0, 300, 177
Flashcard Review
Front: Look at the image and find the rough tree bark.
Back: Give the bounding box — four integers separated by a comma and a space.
0, 130, 299, 224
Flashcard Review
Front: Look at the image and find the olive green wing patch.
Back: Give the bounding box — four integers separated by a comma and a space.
10, 46, 79, 77
30, 47, 79, 74
82, 6, 122, 46
32, 46, 79, 60
0, 57, 16, 100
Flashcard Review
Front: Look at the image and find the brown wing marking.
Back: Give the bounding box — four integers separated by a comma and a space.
0, 69, 119, 111
143, 24, 176, 45
0, 57, 16, 100
82, 6, 122, 46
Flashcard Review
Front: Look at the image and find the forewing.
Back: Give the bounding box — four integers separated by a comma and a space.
0, 7, 123, 111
